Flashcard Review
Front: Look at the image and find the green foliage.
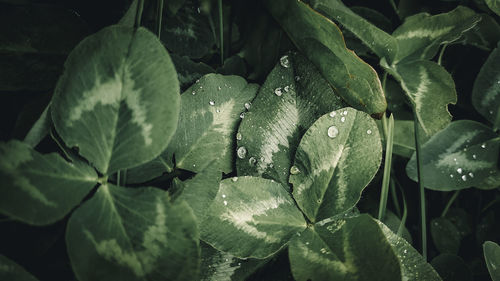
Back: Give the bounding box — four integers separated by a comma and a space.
1, 0, 500, 280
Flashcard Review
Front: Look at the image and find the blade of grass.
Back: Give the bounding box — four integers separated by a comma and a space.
396, 182, 408, 237
390, 176, 402, 218
438, 43, 448, 66
413, 109, 427, 260
218, 0, 224, 65
156, 0, 164, 39
378, 113, 394, 220
441, 190, 460, 217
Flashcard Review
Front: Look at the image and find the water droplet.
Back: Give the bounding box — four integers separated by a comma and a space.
223, 200, 228, 206
290, 166, 300, 175
320, 248, 328, 254
209, 100, 215, 106
238, 262, 241, 266
329, 111, 336, 117
468, 172, 474, 178
216, 109, 220, 113
248, 157, 257, 165
231, 177, 238, 182
457, 168, 463, 174
196, 79, 200, 83
295, 75, 301, 81
497, 80, 500, 84
192, 91, 196, 95
403, 249, 408, 254
343, 110, 348, 115
222, 194, 226, 198
366, 129, 372, 135
489, 110, 494, 115
481, 143, 486, 149
305, 242, 310, 245
237, 147, 247, 159
453, 158, 457, 162
450, 174, 454, 178
327, 126, 339, 138
284, 85, 290, 92
461, 175, 467, 181
473, 154, 477, 159
274, 87, 283, 96
280, 55, 290, 68
236, 132, 242, 141
244, 102, 251, 110
240, 112, 245, 119
341, 116, 346, 122
197, 7, 201, 13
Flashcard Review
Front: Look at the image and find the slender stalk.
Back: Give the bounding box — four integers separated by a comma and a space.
397, 185, 408, 237
117, 170, 121, 187
49, 129, 71, 161
156, 0, 164, 39
390, 176, 402, 218
378, 114, 394, 220
438, 43, 448, 66
388, 0, 399, 18
441, 190, 460, 217
122, 169, 128, 186
218, 0, 224, 65
135, 0, 145, 28
413, 110, 427, 260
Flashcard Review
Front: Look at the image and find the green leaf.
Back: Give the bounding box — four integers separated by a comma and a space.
460, 14, 500, 51
484, 241, 500, 281
0, 140, 97, 225
430, 217, 462, 255
290, 107, 382, 222
200, 242, 268, 281
288, 214, 401, 281
485, 0, 500, 16
383, 210, 413, 244
51, 25, 180, 175
431, 254, 473, 281
201, 177, 307, 259
166, 74, 258, 173
66, 184, 200, 281
406, 120, 500, 191
161, 0, 215, 59
0, 255, 39, 281
264, 0, 387, 116
376, 220, 442, 280
472, 43, 500, 129
236, 53, 345, 185
391, 6, 480, 63
175, 164, 221, 223
171, 54, 214, 89
308, 0, 398, 63
383, 59, 457, 136
118, 0, 138, 27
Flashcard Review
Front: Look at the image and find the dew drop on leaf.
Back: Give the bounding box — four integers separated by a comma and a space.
248, 157, 257, 165
327, 126, 339, 138
481, 143, 486, 149
218, 86, 222, 90
237, 146, 247, 159
280, 55, 290, 68
457, 168, 463, 174
472, 154, 477, 159
192, 91, 196, 95
209, 100, 215, 106
236, 132, 242, 141
450, 174, 454, 178
284, 85, 290, 92
468, 172, 474, 178
340, 116, 346, 122
274, 87, 283, 96
295, 75, 301, 81
366, 129, 372, 135
223, 200, 228, 206
240, 112, 245, 119
216, 109, 220, 113
231, 177, 238, 182
244, 102, 251, 110
290, 165, 300, 175
222, 194, 226, 198
329, 111, 336, 117
461, 175, 467, 181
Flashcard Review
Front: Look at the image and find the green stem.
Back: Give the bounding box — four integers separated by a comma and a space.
117, 170, 121, 187
378, 114, 394, 220
49, 129, 71, 161
413, 110, 427, 260
441, 190, 460, 217
218, 0, 224, 65
437, 43, 448, 66
388, 0, 400, 19
135, 0, 145, 28
390, 176, 402, 218
156, 0, 164, 39
122, 169, 128, 186
397, 184, 408, 237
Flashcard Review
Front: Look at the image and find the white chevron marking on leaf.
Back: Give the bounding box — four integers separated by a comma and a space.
395, 26, 453, 39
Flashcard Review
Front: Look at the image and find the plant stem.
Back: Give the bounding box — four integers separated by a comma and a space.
378, 114, 394, 220
388, 0, 399, 18
441, 190, 460, 217
135, 0, 145, 28
218, 0, 224, 65
49, 129, 71, 161
438, 43, 448, 66
390, 176, 401, 217
413, 110, 427, 260
117, 170, 121, 187
156, 0, 164, 39
397, 184, 408, 237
